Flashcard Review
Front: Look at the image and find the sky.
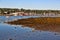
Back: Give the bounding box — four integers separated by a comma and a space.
0, 0, 60, 10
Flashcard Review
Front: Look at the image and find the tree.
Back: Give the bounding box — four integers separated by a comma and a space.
21, 8, 25, 12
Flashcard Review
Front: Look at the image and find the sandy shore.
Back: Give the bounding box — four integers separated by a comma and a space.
6, 17, 60, 32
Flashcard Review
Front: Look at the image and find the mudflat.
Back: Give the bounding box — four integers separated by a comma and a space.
6, 17, 60, 32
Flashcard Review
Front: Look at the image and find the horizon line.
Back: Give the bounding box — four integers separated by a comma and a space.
0, 7, 60, 10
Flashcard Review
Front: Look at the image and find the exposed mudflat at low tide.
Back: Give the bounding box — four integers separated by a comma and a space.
0, 16, 60, 40
7, 17, 60, 32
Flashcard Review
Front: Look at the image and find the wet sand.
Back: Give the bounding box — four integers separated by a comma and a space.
6, 17, 60, 32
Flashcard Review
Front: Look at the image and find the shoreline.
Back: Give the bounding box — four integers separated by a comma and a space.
6, 17, 60, 32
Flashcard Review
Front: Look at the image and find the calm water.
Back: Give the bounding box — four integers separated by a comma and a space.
0, 16, 60, 40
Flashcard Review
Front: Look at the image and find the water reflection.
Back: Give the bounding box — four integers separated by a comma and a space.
0, 16, 39, 22
0, 16, 60, 40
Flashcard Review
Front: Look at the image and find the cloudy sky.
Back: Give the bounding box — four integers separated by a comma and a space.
0, 0, 60, 10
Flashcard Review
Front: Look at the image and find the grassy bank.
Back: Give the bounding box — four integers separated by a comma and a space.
7, 17, 60, 32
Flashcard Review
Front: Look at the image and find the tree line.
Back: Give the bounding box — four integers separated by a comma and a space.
0, 8, 60, 14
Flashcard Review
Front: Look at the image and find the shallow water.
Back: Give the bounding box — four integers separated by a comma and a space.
0, 16, 60, 40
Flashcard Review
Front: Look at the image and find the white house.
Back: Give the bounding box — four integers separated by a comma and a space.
12, 13, 18, 16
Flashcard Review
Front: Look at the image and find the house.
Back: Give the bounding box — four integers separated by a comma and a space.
11, 13, 18, 16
